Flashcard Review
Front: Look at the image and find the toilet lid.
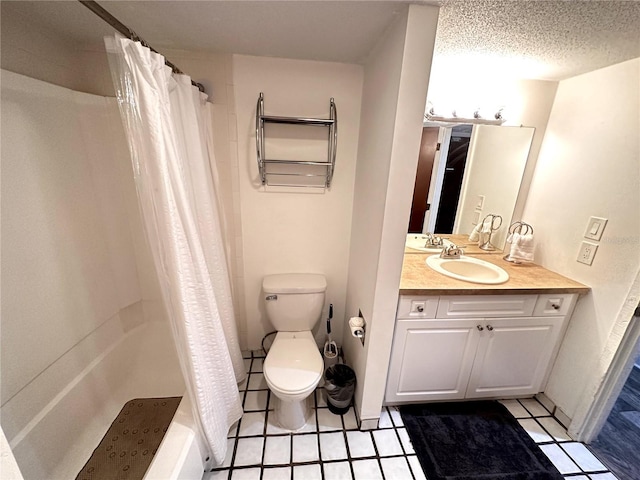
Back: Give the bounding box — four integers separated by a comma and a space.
264, 337, 323, 394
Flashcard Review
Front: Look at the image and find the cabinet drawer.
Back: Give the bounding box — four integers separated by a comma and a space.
397, 296, 438, 319
437, 295, 537, 318
533, 294, 577, 316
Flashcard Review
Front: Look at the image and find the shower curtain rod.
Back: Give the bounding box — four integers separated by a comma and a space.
78, 0, 205, 93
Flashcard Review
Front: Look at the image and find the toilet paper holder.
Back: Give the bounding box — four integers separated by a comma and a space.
349, 315, 366, 346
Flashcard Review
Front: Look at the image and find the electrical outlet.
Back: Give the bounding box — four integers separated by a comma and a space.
577, 241, 598, 265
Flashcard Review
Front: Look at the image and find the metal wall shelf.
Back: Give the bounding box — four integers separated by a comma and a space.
256, 92, 337, 188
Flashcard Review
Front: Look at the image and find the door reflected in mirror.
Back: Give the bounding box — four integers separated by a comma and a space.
408, 124, 535, 251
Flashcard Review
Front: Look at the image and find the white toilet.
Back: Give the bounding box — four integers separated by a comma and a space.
262, 273, 326, 430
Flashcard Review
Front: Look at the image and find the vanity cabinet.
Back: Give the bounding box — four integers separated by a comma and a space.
385, 294, 577, 404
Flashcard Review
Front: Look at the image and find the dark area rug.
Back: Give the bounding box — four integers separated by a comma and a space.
400, 401, 563, 480
76, 397, 182, 480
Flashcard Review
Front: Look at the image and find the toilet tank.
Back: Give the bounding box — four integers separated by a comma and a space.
263, 274, 327, 332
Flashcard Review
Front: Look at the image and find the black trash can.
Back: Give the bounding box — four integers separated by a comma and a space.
324, 364, 356, 415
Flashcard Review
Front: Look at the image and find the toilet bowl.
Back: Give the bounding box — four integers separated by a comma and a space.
263, 331, 323, 430
261, 273, 327, 430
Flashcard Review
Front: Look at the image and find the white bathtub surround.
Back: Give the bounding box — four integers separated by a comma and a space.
0, 70, 159, 478
1, 428, 23, 480
106, 35, 244, 466
8, 322, 187, 479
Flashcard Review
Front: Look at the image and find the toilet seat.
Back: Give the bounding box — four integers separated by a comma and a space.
263, 333, 323, 395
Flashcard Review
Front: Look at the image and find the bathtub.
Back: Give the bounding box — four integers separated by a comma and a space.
9, 320, 204, 480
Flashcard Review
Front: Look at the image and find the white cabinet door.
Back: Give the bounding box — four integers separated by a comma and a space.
466, 317, 563, 398
386, 319, 481, 403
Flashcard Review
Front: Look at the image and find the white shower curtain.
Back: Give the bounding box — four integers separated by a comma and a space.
105, 35, 244, 466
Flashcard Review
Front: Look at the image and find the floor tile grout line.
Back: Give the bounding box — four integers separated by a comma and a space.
517, 397, 549, 418
226, 434, 240, 478
557, 442, 611, 476
539, 437, 588, 477
389, 412, 417, 480
388, 411, 409, 458
289, 434, 294, 479
524, 416, 556, 444
312, 388, 327, 479
368, 421, 387, 480
341, 419, 357, 480
258, 389, 271, 479
534, 415, 572, 443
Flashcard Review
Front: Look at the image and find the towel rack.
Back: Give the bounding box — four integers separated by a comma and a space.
255, 92, 337, 188
508, 220, 534, 236
504, 220, 535, 264
479, 214, 503, 251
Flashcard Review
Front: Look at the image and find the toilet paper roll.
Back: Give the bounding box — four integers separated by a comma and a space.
349, 316, 364, 328
350, 325, 364, 338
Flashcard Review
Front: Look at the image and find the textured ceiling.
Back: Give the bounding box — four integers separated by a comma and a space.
435, 0, 640, 80
1, 1, 639, 80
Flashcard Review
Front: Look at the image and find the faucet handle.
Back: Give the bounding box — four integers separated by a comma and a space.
424, 234, 444, 247
440, 243, 463, 258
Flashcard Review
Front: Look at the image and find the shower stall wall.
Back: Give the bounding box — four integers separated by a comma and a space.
0, 70, 199, 478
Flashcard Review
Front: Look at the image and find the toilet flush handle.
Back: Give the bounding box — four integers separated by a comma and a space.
265, 295, 278, 301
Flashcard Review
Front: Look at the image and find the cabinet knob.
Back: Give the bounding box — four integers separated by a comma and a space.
476, 325, 484, 331
486, 324, 494, 331
552, 303, 560, 310
416, 305, 424, 313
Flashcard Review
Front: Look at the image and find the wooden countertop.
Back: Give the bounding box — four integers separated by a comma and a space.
400, 252, 590, 296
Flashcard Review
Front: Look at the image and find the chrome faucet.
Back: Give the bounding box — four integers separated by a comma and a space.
440, 243, 464, 259
424, 233, 444, 248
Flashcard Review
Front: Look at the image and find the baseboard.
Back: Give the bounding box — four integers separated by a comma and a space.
535, 392, 555, 414
554, 407, 572, 431
359, 418, 380, 430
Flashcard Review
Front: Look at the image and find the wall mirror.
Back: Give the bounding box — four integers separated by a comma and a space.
408, 124, 535, 250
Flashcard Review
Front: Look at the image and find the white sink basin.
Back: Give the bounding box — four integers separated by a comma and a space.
426, 254, 509, 284
406, 235, 453, 253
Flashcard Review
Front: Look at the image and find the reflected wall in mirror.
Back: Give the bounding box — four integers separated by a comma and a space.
408, 124, 535, 250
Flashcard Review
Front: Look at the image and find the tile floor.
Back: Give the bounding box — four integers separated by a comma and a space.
502, 398, 619, 479
204, 351, 619, 480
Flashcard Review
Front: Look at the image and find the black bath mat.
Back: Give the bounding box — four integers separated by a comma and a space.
76, 397, 182, 480
400, 401, 563, 480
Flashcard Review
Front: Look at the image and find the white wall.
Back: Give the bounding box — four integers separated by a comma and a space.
523, 58, 640, 428
343, 4, 439, 425
233, 54, 364, 349
0, 71, 145, 444
0, 5, 114, 97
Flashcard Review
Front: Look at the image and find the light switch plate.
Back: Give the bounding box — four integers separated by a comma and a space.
577, 241, 598, 265
584, 216, 608, 241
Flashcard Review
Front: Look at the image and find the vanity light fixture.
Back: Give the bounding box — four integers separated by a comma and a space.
425, 104, 506, 125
